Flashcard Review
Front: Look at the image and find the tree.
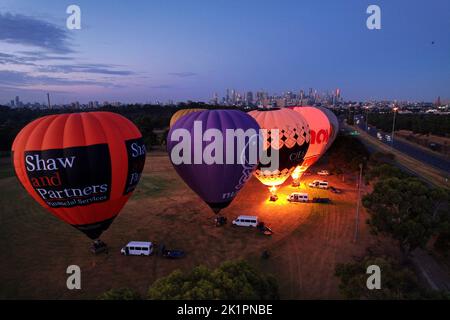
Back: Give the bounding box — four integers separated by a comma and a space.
434, 189, 450, 254
365, 163, 407, 183
335, 256, 449, 299
98, 288, 141, 300
148, 260, 279, 300
363, 177, 447, 256
327, 135, 369, 172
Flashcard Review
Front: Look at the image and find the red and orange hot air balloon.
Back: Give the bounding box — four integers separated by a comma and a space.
12, 112, 146, 251
289, 106, 331, 183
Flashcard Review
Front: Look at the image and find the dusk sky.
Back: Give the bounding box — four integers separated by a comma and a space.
0, 0, 449, 104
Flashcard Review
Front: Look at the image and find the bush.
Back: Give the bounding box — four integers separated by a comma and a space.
335, 256, 449, 299
148, 260, 279, 300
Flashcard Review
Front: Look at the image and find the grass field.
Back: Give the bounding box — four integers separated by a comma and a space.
0, 152, 396, 299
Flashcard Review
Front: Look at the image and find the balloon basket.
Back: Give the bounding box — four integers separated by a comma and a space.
214, 216, 227, 227
291, 181, 300, 187
90, 239, 108, 255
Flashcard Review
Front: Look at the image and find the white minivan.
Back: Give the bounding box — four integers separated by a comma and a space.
121, 241, 153, 256
232, 215, 258, 227
287, 192, 309, 203
309, 180, 329, 189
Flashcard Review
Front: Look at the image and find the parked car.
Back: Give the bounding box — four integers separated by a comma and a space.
329, 186, 341, 194
121, 241, 153, 256
312, 197, 331, 204
257, 222, 273, 236
317, 170, 329, 176
232, 215, 258, 227
308, 180, 329, 189
287, 192, 309, 203
159, 244, 185, 259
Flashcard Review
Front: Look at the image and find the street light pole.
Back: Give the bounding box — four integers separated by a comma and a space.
365, 107, 369, 131
353, 163, 363, 243
391, 107, 398, 146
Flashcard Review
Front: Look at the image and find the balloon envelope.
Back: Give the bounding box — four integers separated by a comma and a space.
12, 112, 146, 239
248, 108, 310, 187
315, 106, 339, 150
289, 106, 331, 172
167, 109, 260, 213
170, 108, 204, 128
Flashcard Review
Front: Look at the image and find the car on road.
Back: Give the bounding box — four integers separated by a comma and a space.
317, 170, 329, 176
308, 180, 329, 189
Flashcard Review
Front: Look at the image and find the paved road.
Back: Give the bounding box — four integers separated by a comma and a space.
354, 116, 450, 173
411, 249, 450, 291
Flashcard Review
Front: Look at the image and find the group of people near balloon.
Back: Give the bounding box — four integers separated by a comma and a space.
11, 106, 338, 251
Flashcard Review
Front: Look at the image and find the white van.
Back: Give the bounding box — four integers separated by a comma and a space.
309, 180, 329, 189
121, 241, 153, 256
287, 192, 309, 203
232, 215, 258, 227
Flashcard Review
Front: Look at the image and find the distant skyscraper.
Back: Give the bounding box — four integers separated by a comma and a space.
231, 89, 236, 104
47, 93, 51, 109
246, 91, 253, 105
435, 96, 441, 106
15, 96, 20, 107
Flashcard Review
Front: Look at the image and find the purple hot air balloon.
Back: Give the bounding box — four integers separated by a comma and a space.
167, 109, 261, 214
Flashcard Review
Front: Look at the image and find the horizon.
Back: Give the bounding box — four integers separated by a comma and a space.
0, 0, 449, 104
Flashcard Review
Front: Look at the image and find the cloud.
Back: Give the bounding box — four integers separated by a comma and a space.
0, 51, 74, 66
148, 84, 174, 89
168, 72, 197, 77
17, 51, 74, 61
0, 52, 35, 65
37, 63, 135, 75
0, 13, 73, 53
0, 70, 112, 87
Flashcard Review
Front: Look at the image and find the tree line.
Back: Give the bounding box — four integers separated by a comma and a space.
367, 113, 449, 137
0, 103, 228, 153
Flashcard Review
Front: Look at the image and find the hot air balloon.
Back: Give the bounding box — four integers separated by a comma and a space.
167, 109, 260, 214
12, 112, 146, 252
315, 106, 339, 150
169, 108, 204, 127
289, 106, 331, 184
248, 108, 310, 198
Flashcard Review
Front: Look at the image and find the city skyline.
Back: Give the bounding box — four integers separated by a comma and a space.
0, 0, 449, 104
